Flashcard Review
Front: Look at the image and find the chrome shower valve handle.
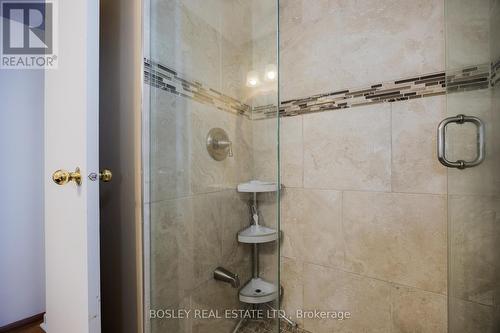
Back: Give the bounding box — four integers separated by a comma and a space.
206, 128, 233, 160
215, 139, 233, 157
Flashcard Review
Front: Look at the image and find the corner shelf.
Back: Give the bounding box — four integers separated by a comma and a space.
238, 225, 278, 244
239, 277, 278, 304
236, 180, 281, 304
237, 180, 279, 193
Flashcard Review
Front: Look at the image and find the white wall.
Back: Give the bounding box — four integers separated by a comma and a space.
0, 69, 45, 326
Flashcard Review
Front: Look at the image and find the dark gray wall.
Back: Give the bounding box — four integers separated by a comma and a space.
99, 0, 143, 332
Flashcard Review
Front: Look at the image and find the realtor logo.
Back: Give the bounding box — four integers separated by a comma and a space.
1, 0, 58, 69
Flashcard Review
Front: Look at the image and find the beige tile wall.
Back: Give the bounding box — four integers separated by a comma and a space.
149, 90, 254, 201
445, 0, 491, 69
148, 1, 279, 333
278, 0, 500, 331
148, 2, 251, 332
303, 104, 392, 191
150, 190, 253, 333
150, 0, 253, 101
280, 0, 445, 101
279, 1, 450, 332
445, 1, 500, 329
445, 78, 500, 333
149, 88, 256, 332
279, 98, 448, 332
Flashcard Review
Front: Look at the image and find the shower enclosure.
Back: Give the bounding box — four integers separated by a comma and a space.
143, 1, 280, 332
138, 1, 500, 333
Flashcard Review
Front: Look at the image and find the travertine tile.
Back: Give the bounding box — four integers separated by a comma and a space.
280, 116, 303, 188
150, 197, 196, 307
194, 190, 261, 288
183, 0, 254, 47
253, 118, 279, 183
220, 191, 252, 266
150, 296, 192, 333
392, 285, 447, 333
343, 191, 447, 294
150, 189, 251, 307
221, 34, 250, 101
191, 278, 241, 333
220, 190, 253, 288
150, 90, 254, 201
151, 0, 222, 92
303, 263, 392, 333
281, 188, 344, 268
280, 257, 304, 325
449, 297, 500, 333
257, 192, 280, 284
392, 96, 447, 194
280, 0, 444, 100
257, 241, 280, 284
149, 192, 257, 332
190, 99, 253, 194
243, 30, 278, 108
150, 90, 192, 201
491, 0, 500, 61
188, 193, 223, 286
191, 192, 226, 284
250, 0, 278, 42
228, 114, 255, 187
449, 195, 500, 306
445, 0, 490, 70
303, 104, 391, 191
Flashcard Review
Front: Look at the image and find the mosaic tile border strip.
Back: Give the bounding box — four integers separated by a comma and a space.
491, 58, 500, 87
144, 58, 252, 118
273, 64, 491, 119
144, 58, 496, 121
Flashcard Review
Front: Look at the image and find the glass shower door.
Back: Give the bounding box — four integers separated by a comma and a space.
445, 1, 500, 331
145, 1, 280, 333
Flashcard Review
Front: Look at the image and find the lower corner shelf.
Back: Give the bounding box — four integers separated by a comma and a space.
239, 277, 278, 304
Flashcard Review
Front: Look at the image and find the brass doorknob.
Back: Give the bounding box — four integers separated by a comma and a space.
88, 169, 113, 182
99, 169, 113, 182
52, 167, 82, 186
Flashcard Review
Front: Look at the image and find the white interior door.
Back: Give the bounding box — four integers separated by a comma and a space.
44, 0, 100, 332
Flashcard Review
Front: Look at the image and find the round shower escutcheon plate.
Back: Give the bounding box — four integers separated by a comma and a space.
237, 180, 280, 193
238, 224, 278, 244
239, 277, 278, 304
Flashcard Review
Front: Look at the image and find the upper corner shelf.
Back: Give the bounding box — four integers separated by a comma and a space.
237, 180, 280, 193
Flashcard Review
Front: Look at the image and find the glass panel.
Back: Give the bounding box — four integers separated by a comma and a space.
146, 1, 279, 332
445, 1, 500, 331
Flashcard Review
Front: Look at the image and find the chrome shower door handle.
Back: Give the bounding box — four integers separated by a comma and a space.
437, 114, 485, 169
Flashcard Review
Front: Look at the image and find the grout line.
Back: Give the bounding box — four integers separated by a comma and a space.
389, 103, 393, 193
301, 115, 305, 189
148, 188, 242, 204
283, 186, 447, 197
149, 186, 450, 205
340, 191, 346, 269
301, 259, 305, 329
389, 278, 395, 333
301, 261, 448, 298
449, 296, 497, 309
